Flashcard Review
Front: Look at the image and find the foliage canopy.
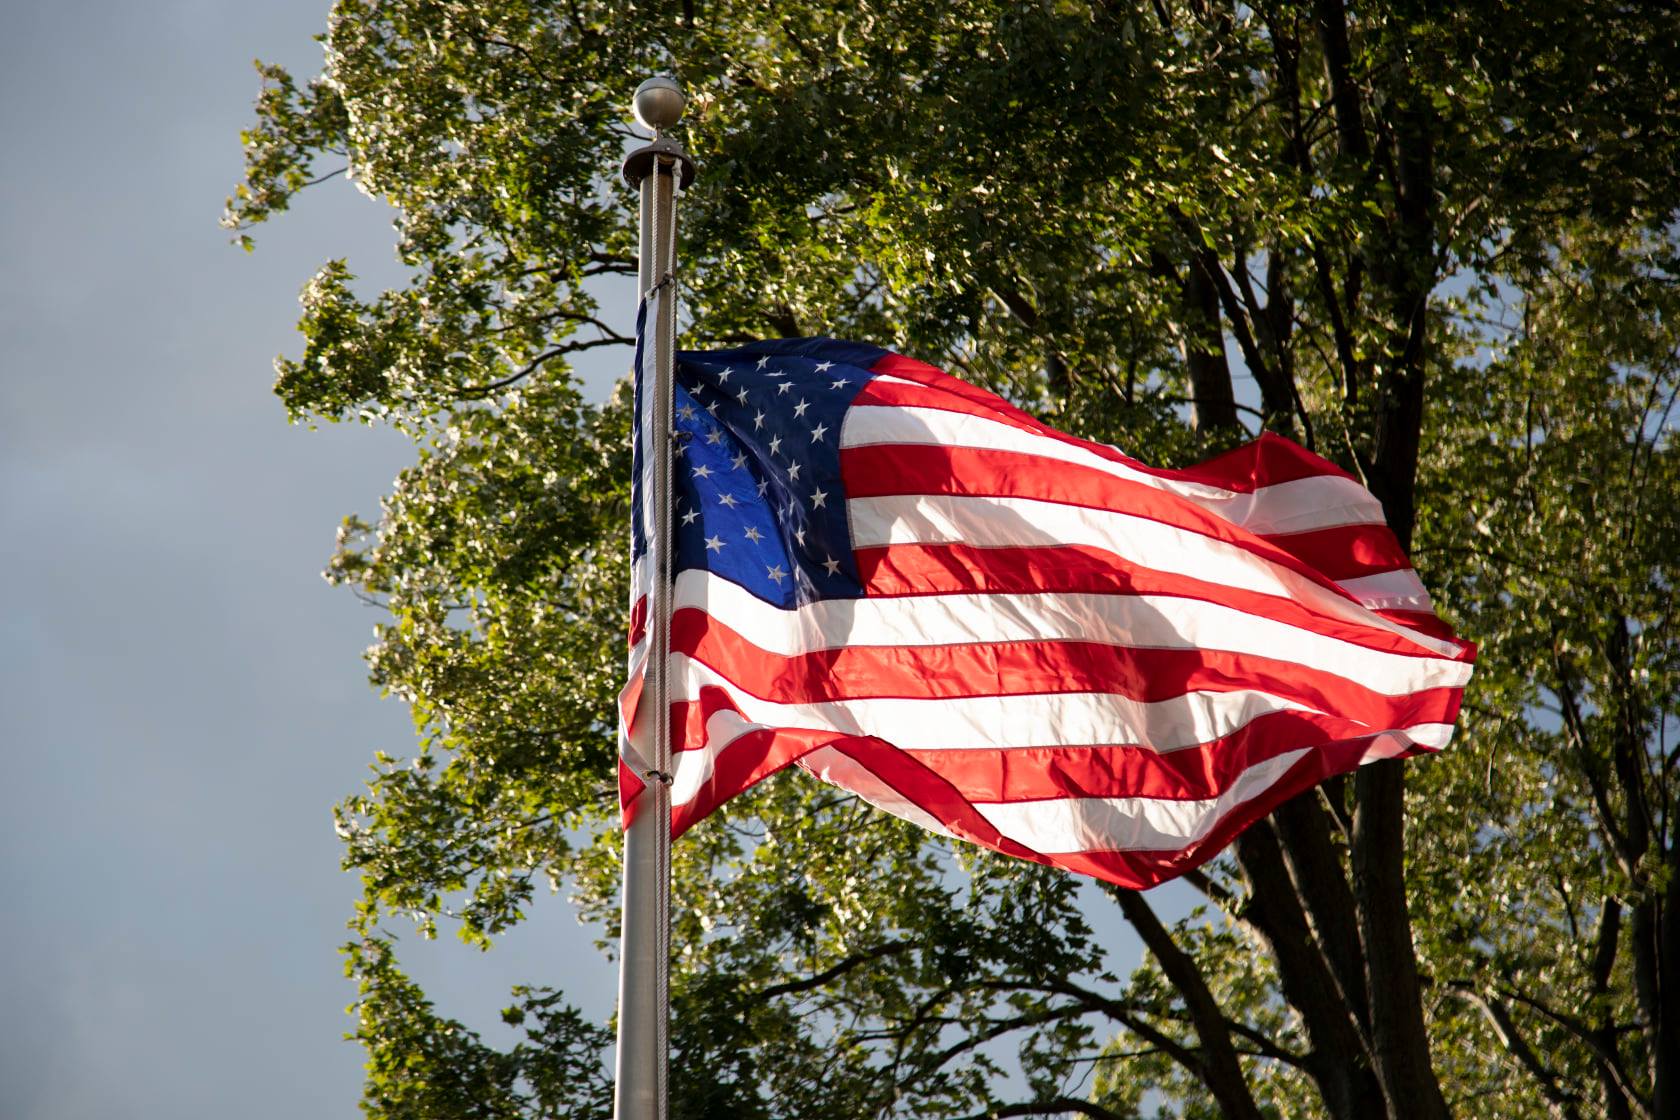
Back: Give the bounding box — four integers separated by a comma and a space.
230, 1, 1680, 1117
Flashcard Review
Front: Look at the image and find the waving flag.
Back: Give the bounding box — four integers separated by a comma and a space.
620, 336, 1475, 890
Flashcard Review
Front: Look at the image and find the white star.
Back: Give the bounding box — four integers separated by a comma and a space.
823, 555, 841, 576
677, 403, 696, 421
777, 381, 792, 395
755, 479, 769, 497
830, 378, 849, 389
717, 367, 731, 382
766, 564, 787, 585
744, 526, 763, 544
691, 464, 713, 479
705, 429, 723, 445
681, 508, 699, 526
717, 493, 739, 508
793, 398, 810, 418
730, 451, 747, 470
814, 361, 834, 373
705, 400, 719, 415
704, 535, 724, 552
756, 356, 770, 369
768, 434, 783, 456
793, 526, 806, 546
786, 461, 802, 481
753, 410, 766, 431
811, 488, 829, 509
736, 388, 749, 404
809, 422, 828, 443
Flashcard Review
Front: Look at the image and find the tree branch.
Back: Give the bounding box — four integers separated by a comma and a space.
1353, 761, 1450, 1120
1448, 984, 1585, 1120
1103, 885, 1265, 1120
302, 166, 348, 188
457, 347, 570, 398
1168, 212, 1293, 428
1312, 0, 1372, 164
1271, 794, 1370, 1032
759, 940, 915, 999
1235, 822, 1380, 1119
952, 1098, 1127, 1120
1587, 900, 1635, 1120
1483, 986, 1651, 1113
455, 332, 632, 399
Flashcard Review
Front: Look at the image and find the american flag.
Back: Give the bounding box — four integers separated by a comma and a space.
620, 335, 1475, 889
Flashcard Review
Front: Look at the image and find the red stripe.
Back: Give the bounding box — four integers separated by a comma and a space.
666, 717, 1033, 856
1261, 522, 1413, 582
1168, 430, 1361, 491
868, 353, 1048, 430
841, 442, 1280, 541
854, 370, 1170, 488
860, 361, 1359, 492
670, 724, 851, 835
1380, 609, 1467, 644
1042, 739, 1426, 888
852, 542, 1471, 660
820, 733, 1048, 864
619, 759, 647, 823
905, 710, 1450, 803
619, 667, 644, 741
832, 725, 1420, 888
854, 376, 1078, 445
666, 699, 1433, 890
670, 680, 758, 750
669, 698, 1453, 809
667, 608, 1461, 730
840, 442, 1430, 639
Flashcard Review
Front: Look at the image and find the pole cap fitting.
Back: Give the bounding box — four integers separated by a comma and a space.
633, 75, 686, 133
622, 137, 697, 189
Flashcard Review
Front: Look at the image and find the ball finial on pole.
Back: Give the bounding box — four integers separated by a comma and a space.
633, 75, 686, 134
622, 76, 696, 190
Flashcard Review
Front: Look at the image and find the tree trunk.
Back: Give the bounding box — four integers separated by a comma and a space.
1182, 249, 1239, 432
1235, 824, 1385, 1120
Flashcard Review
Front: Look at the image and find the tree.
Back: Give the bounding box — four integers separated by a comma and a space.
228, 1, 1680, 1116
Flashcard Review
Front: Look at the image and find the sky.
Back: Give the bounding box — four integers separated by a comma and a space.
0, 4, 1162, 1116
0, 3, 625, 1115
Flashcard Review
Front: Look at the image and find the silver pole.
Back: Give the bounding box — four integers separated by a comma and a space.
615, 75, 693, 1120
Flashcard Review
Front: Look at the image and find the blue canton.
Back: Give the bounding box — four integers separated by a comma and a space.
666, 339, 887, 607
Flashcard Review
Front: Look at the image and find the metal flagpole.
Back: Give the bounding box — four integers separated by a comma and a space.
616, 75, 695, 1120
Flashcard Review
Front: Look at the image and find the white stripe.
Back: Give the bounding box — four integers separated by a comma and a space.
661, 667, 1455, 808
629, 331, 659, 682
623, 321, 658, 772
845, 404, 1385, 535
669, 706, 755, 806
974, 749, 1312, 853
1396, 722, 1454, 749
663, 710, 957, 841
797, 746, 958, 839
669, 570, 1474, 694
672, 653, 1317, 753
848, 492, 1455, 656
1337, 568, 1434, 611
668, 673, 1453, 817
